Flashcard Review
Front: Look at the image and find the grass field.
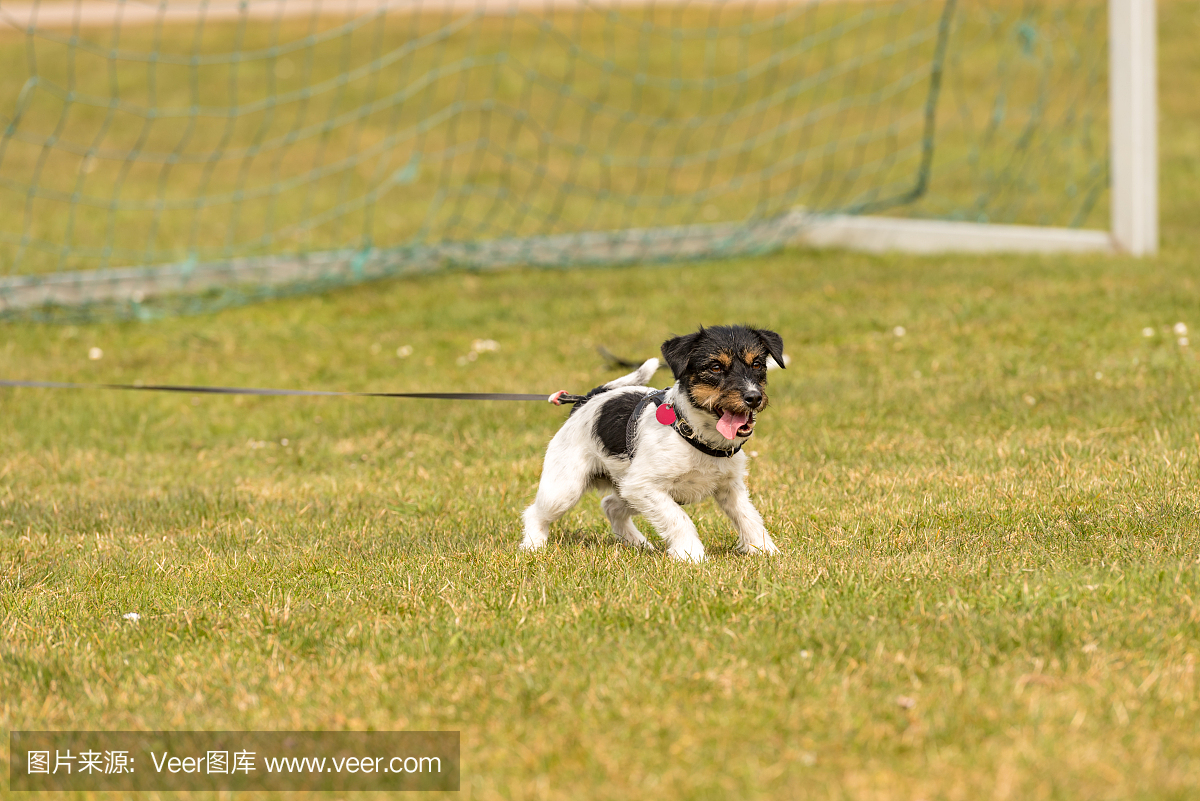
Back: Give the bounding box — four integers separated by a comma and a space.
3, 1, 1200, 799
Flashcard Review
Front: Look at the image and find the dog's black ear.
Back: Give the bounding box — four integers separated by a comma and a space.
754, 328, 785, 369
661, 330, 703, 379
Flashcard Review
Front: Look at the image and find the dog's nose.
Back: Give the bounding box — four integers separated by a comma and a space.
743, 388, 763, 409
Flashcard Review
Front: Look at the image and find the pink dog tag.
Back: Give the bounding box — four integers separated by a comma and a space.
656, 404, 677, 425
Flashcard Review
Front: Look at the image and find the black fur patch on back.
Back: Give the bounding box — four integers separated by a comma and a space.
592, 391, 643, 457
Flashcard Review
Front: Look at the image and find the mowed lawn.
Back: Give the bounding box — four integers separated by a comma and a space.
4, 5, 1200, 801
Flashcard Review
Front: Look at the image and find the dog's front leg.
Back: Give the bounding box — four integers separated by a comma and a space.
621, 486, 706, 562
715, 478, 779, 555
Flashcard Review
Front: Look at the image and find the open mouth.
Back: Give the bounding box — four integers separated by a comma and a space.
713, 407, 757, 440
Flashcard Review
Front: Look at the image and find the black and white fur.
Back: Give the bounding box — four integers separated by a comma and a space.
520, 325, 783, 562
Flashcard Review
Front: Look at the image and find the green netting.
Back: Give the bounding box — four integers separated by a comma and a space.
0, 0, 1106, 321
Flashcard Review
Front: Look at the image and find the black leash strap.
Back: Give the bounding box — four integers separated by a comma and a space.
1, 380, 744, 456
0, 379, 549, 402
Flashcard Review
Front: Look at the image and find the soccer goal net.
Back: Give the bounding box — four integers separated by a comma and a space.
0, 0, 1151, 319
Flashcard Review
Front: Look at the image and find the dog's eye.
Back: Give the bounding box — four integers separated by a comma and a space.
708, 363, 723, 374
752, 359, 765, 369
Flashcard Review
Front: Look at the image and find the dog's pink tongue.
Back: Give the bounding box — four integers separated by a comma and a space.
716, 410, 749, 440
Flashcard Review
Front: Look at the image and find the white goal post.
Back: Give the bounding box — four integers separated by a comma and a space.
1106, 0, 1158, 256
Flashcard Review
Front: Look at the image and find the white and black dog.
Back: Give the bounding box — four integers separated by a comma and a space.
520, 325, 784, 562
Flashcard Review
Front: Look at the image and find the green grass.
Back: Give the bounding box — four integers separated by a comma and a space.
3, 0, 1200, 798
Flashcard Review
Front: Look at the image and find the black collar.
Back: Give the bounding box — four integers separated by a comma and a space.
626, 389, 746, 459
672, 403, 747, 458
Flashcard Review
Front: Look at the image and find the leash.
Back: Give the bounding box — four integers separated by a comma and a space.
0, 345, 659, 402
0, 378, 552, 402
0, 377, 744, 457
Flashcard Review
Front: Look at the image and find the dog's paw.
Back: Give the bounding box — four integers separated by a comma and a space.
737, 537, 780, 556
616, 536, 655, 551
613, 529, 654, 551
518, 538, 546, 552
667, 541, 706, 563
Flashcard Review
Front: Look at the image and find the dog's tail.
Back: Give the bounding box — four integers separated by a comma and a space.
596, 345, 644, 370
600, 358, 659, 390
548, 358, 660, 408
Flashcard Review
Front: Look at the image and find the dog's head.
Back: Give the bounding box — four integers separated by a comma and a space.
660, 325, 784, 440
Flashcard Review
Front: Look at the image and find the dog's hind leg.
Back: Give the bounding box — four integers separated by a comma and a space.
600, 494, 652, 550
520, 462, 595, 551
520, 502, 554, 551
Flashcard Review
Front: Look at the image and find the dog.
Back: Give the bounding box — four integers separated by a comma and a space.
520, 325, 784, 562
